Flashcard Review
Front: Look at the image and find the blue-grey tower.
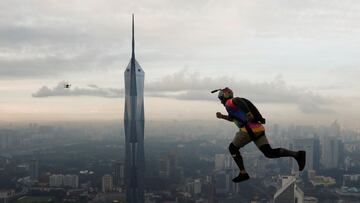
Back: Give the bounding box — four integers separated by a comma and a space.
124, 14, 145, 203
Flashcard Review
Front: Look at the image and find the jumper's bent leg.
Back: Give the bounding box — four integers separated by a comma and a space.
259, 144, 306, 171
228, 143, 245, 171
259, 144, 297, 158
228, 143, 250, 183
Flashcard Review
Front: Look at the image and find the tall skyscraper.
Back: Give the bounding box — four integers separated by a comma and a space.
214, 171, 231, 195
321, 136, 344, 169
158, 151, 178, 179
29, 159, 39, 182
113, 162, 125, 189
124, 14, 145, 203
214, 154, 225, 171
102, 174, 113, 193
291, 138, 320, 171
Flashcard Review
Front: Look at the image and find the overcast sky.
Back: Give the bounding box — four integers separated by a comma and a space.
0, 0, 359, 129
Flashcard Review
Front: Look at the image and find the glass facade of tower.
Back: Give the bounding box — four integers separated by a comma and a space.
124, 55, 145, 202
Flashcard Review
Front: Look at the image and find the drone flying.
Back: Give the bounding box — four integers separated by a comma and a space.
64, 83, 71, 89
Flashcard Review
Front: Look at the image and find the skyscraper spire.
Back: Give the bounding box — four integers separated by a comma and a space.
132, 14, 135, 59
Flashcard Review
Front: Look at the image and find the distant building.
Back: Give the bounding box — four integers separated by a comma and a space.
0, 190, 15, 203
49, 174, 78, 188
344, 156, 352, 171
214, 171, 231, 195
0, 129, 16, 150
158, 156, 168, 178
307, 170, 336, 187
274, 176, 304, 203
0, 131, 9, 150
49, 174, 64, 187
158, 151, 178, 179
185, 178, 202, 195
343, 174, 360, 187
113, 162, 125, 188
329, 120, 341, 137
213, 169, 240, 196
63, 174, 79, 188
214, 154, 225, 171
193, 179, 201, 195
304, 196, 318, 203
291, 138, 320, 171
321, 136, 344, 169
29, 159, 39, 182
102, 174, 113, 193
344, 141, 360, 153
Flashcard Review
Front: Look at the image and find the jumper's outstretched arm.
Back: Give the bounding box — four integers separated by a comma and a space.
216, 112, 233, 122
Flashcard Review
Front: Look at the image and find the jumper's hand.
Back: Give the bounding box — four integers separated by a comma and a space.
216, 112, 223, 119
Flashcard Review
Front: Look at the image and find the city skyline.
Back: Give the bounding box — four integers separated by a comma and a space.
1, 115, 360, 202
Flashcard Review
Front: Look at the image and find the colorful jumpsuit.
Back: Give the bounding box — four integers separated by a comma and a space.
225, 97, 269, 148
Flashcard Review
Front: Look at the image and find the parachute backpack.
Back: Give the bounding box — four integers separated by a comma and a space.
239, 98, 266, 124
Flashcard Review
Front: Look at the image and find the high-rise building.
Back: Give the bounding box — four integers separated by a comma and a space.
193, 179, 202, 195
124, 14, 145, 203
185, 178, 202, 195
321, 136, 344, 169
159, 151, 178, 179
291, 138, 320, 171
214, 171, 231, 195
344, 156, 352, 171
49, 174, 64, 187
63, 175, 79, 188
214, 154, 225, 171
29, 159, 39, 181
274, 176, 304, 203
158, 156, 168, 178
102, 174, 113, 193
113, 162, 125, 188
0, 190, 15, 203
329, 120, 341, 137
0, 130, 10, 150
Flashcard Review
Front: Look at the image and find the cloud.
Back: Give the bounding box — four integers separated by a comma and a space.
32, 81, 122, 98
297, 98, 334, 114
33, 70, 335, 114
147, 69, 335, 114
1, 0, 360, 79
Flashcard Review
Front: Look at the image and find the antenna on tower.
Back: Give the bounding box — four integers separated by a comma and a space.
132, 14, 135, 59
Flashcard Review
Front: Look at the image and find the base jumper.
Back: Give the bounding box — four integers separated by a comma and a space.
212, 87, 306, 183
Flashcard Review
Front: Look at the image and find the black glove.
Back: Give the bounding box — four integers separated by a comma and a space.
260, 118, 266, 124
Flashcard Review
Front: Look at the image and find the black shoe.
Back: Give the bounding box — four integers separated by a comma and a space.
232, 172, 250, 183
296, 151, 306, 171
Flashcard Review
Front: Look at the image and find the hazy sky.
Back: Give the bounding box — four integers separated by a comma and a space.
0, 0, 359, 129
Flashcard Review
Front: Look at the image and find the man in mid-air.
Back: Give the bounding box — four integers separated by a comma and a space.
212, 87, 306, 183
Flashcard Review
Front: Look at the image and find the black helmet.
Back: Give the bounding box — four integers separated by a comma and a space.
211, 87, 233, 104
